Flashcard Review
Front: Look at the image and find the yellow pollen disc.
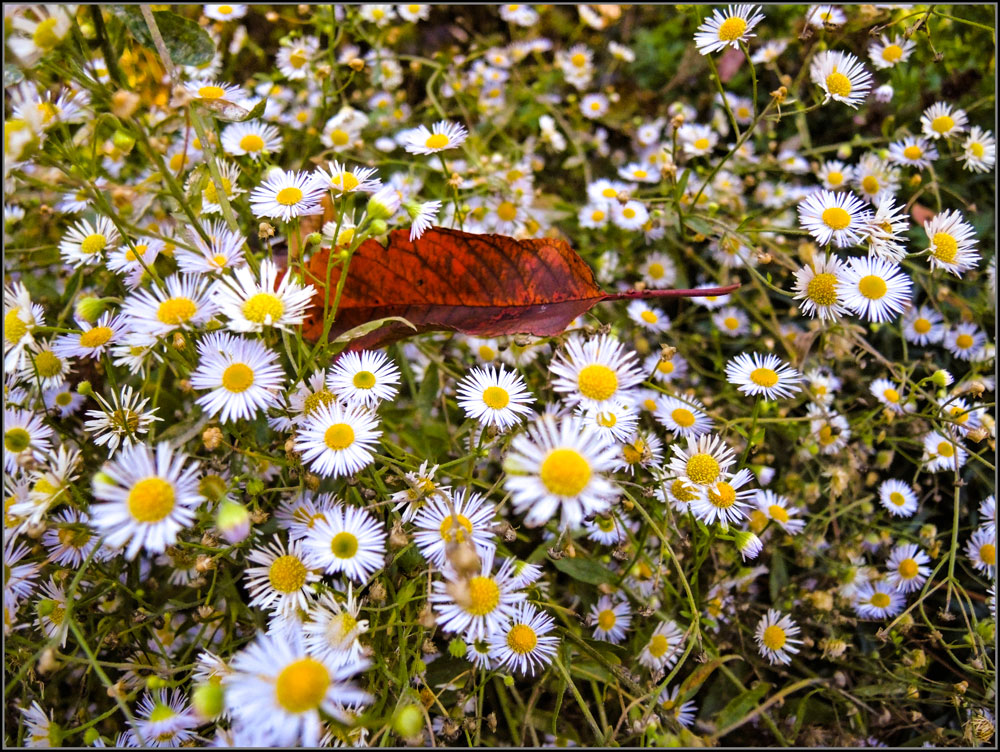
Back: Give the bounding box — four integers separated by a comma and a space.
657, 360, 674, 375
127, 477, 176, 523
80, 326, 113, 348
870, 592, 891, 608
54, 392, 72, 407
602, 187, 617, 199
57, 527, 92, 548
623, 440, 646, 465
762, 625, 786, 650
737, 107, 750, 119
482, 386, 509, 409
269, 554, 307, 593
898, 559, 919, 579
827, 171, 843, 185
591, 209, 606, 222
693, 138, 710, 151
5, 310, 28, 344
570, 52, 587, 67
931, 233, 958, 264
769, 505, 789, 523
648, 634, 669, 658
80, 233, 107, 256
34, 350, 62, 378
289, 50, 308, 68
4, 427, 30, 453
889, 492, 906, 506
979, 543, 996, 565
861, 175, 880, 194
125, 244, 147, 262
913, 318, 931, 334
222, 363, 254, 393
478, 345, 496, 360
955, 333, 973, 349
333, 172, 360, 192
352, 370, 376, 389
821, 206, 851, 230
825, 71, 852, 97
623, 207, 636, 219
507, 624, 537, 653
33, 17, 61, 50
881, 44, 903, 62
243, 292, 284, 324
439, 513, 473, 543
169, 153, 187, 172
157, 297, 197, 325
671, 479, 698, 503
717, 16, 747, 41
590, 101, 602, 111
540, 448, 592, 497
275, 658, 330, 713
425, 133, 450, 150
203, 177, 231, 204
640, 310, 658, 324
239, 133, 265, 152
577, 364, 618, 401
33, 478, 58, 498
596, 515, 615, 531
806, 273, 838, 306
219, 5, 233, 13
903, 145, 923, 161
296, 111, 309, 123
883, 388, 899, 403
931, 115, 954, 134
276, 186, 304, 206
672, 408, 695, 427
750, 367, 779, 388
324, 423, 355, 451
818, 425, 836, 445
949, 407, 968, 424
858, 275, 887, 300
328, 612, 358, 645
707, 482, 736, 508
936, 441, 954, 458
331, 129, 350, 146
969, 142, 985, 158
466, 576, 500, 616
303, 389, 335, 415
597, 609, 617, 631
686, 453, 720, 485
198, 85, 226, 99
596, 411, 617, 428
496, 201, 517, 222
330, 531, 359, 558
647, 262, 666, 280
633, 169, 648, 178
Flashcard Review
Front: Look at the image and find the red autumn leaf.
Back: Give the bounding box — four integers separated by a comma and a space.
301, 227, 739, 350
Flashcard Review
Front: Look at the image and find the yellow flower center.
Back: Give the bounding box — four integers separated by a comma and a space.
302, 389, 335, 415
33, 17, 62, 50
717, 16, 747, 41
913, 318, 931, 334
657, 359, 674, 375
870, 592, 891, 609
861, 175, 880, 194
127, 477, 176, 523
439, 513, 473, 543
478, 345, 496, 360
806, 272, 838, 306
169, 153, 188, 172
591, 209, 605, 221
482, 386, 510, 409
623, 207, 636, 219
878, 388, 898, 404
289, 49, 308, 69
595, 515, 615, 531
540, 448, 592, 497
633, 169, 648, 179
969, 142, 985, 158
825, 71, 852, 97
157, 297, 197, 325
4, 428, 31, 453
762, 624, 786, 650
331, 129, 350, 146
222, 363, 254, 393
332, 172, 360, 192
125, 244, 148, 262
979, 543, 996, 565
931, 115, 954, 134
707, 482, 736, 508
955, 333, 974, 349
578, 364, 618, 401
936, 441, 954, 458
80, 233, 107, 256
198, 85, 226, 100
239, 133, 265, 152
34, 350, 62, 378
898, 558, 919, 579
330, 531, 359, 558
276, 187, 304, 206
54, 392, 72, 406
949, 407, 969, 424
902, 145, 923, 161
596, 410, 617, 428
889, 491, 906, 506
818, 425, 837, 445
693, 137, 710, 151
685, 452, 720, 485
57, 527, 92, 548
826, 172, 844, 187
275, 658, 330, 713
324, 423, 355, 451
931, 232, 958, 264
858, 275, 887, 300
243, 292, 285, 324
647, 262, 665, 279
570, 52, 587, 67
496, 201, 518, 222
269, 554, 307, 593
352, 370, 376, 389
602, 187, 618, 199
648, 634, 670, 658
768, 504, 789, 523
425, 133, 450, 150
219, 5, 233, 14
671, 478, 697, 503
597, 609, 617, 631
821, 206, 851, 230
465, 576, 500, 615
80, 326, 113, 348
4, 310, 28, 344
590, 101, 602, 111
881, 44, 903, 62
640, 310, 658, 324
623, 439, 646, 465
671, 408, 695, 427
750, 367, 779, 388
506, 624, 537, 653
327, 612, 359, 646
203, 177, 231, 203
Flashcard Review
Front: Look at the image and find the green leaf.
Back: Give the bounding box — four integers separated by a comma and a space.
550, 555, 612, 586
113, 6, 216, 67
4, 63, 24, 88
715, 681, 772, 732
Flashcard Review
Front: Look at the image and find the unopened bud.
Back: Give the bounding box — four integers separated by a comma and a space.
111, 90, 140, 119
75, 295, 106, 323
112, 128, 136, 153
202, 426, 223, 451
172, 332, 186, 350
77, 380, 93, 397
734, 530, 762, 560
192, 682, 225, 721
393, 704, 424, 739
348, 57, 365, 72
216, 498, 250, 544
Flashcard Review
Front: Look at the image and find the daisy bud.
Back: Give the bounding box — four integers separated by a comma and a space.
192, 682, 225, 721
369, 580, 387, 603
348, 57, 365, 72
83, 729, 100, 746
111, 89, 140, 119
202, 426, 222, 451
258, 221, 275, 239
367, 185, 401, 220
216, 498, 251, 544
734, 530, 763, 561
75, 295, 106, 323
369, 218, 388, 236
307, 231, 322, 246
393, 704, 425, 739
76, 381, 93, 397
172, 332, 186, 350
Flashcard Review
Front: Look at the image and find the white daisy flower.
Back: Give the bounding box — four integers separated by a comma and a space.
190, 332, 285, 423
186, 79, 246, 102
626, 299, 670, 333
854, 580, 905, 619
901, 304, 945, 346
503, 414, 619, 530
276, 35, 320, 79
638, 619, 685, 671
797, 189, 871, 247
18, 339, 71, 390
888, 136, 938, 169
549, 334, 644, 410
665, 434, 737, 501
837, 256, 911, 322
488, 603, 559, 676
960, 126, 996, 173
885, 543, 931, 593
275, 491, 337, 542
863, 194, 910, 262
810, 50, 872, 109
804, 366, 842, 405
59, 215, 120, 268
921, 430, 968, 473
304, 503, 386, 583
943, 322, 986, 360
868, 35, 915, 69
654, 395, 714, 439
122, 273, 218, 337
923, 209, 979, 277
18, 701, 60, 748
750, 39, 787, 64
807, 4, 845, 27
807, 404, 851, 454
869, 377, 912, 415
658, 686, 698, 728
250, 168, 326, 222
412, 489, 497, 569
129, 689, 198, 748
215, 258, 315, 333
942, 397, 984, 437
965, 527, 996, 578
575, 398, 640, 446
920, 101, 968, 140
645, 351, 688, 383
878, 479, 918, 517
407, 199, 441, 241
689, 467, 756, 529
725, 352, 804, 400
294, 401, 381, 478
577, 202, 610, 229
585, 511, 632, 546
244, 536, 321, 616
429, 549, 525, 640
51, 312, 129, 361
613, 430, 664, 476
193, 161, 246, 216
3, 408, 53, 475
221, 120, 283, 159
106, 236, 164, 289
34, 577, 69, 647
678, 123, 718, 157
754, 609, 802, 665
693, 5, 764, 55
639, 251, 678, 288
978, 495, 996, 537
224, 627, 371, 747
312, 160, 381, 196
42, 508, 101, 568
751, 489, 805, 535
611, 199, 650, 231
456, 365, 535, 432
587, 178, 633, 204
3, 281, 45, 371
175, 219, 247, 273
204, 4, 248, 21
398, 4, 431, 22
327, 350, 401, 409
44, 382, 85, 418
817, 159, 854, 190
584, 595, 631, 644
580, 92, 609, 119
793, 254, 848, 319
404, 120, 469, 155
303, 586, 369, 668
90, 441, 204, 560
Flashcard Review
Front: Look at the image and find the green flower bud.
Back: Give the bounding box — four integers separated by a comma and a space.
192, 682, 225, 720
216, 498, 250, 544
447, 638, 466, 659
112, 129, 136, 153
82, 729, 101, 745
75, 296, 106, 323
392, 704, 424, 739
307, 231, 322, 246
36, 598, 57, 617
369, 218, 388, 236
246, 478, 264, 496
